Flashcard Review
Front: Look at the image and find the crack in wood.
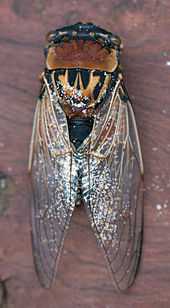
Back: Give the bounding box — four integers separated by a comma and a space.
0, 280, 8, 308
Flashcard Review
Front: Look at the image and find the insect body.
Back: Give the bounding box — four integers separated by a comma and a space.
28, 22, 144, 291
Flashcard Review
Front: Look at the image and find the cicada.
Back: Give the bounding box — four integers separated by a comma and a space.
28, 22, 144, 291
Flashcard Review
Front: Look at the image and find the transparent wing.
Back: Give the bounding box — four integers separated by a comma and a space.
29, 91, 78, 287
82, 86, 144, 291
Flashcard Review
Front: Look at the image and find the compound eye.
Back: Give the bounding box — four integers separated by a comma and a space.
46, 31, 55, 42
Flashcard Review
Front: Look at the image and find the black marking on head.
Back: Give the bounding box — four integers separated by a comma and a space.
47, 22, 121, 51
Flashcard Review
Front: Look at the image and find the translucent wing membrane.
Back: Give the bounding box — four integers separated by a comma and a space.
29, 90, 78, 287
29, 80, 143, 290
29, 77, 143, 290
82, 86, 143, 291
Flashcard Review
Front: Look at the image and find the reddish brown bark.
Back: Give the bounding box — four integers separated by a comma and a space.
0, 1, 170, 307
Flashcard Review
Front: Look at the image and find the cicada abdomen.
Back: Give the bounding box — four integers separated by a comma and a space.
28, 22, 144, 291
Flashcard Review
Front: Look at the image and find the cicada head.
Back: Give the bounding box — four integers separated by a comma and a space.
45, 22, 122, 72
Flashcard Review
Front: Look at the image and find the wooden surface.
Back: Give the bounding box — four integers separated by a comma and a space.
0, 1, 170, 307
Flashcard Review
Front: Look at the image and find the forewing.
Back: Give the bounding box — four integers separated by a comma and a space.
82, 89, 144, 291
29, 91, 78, 287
